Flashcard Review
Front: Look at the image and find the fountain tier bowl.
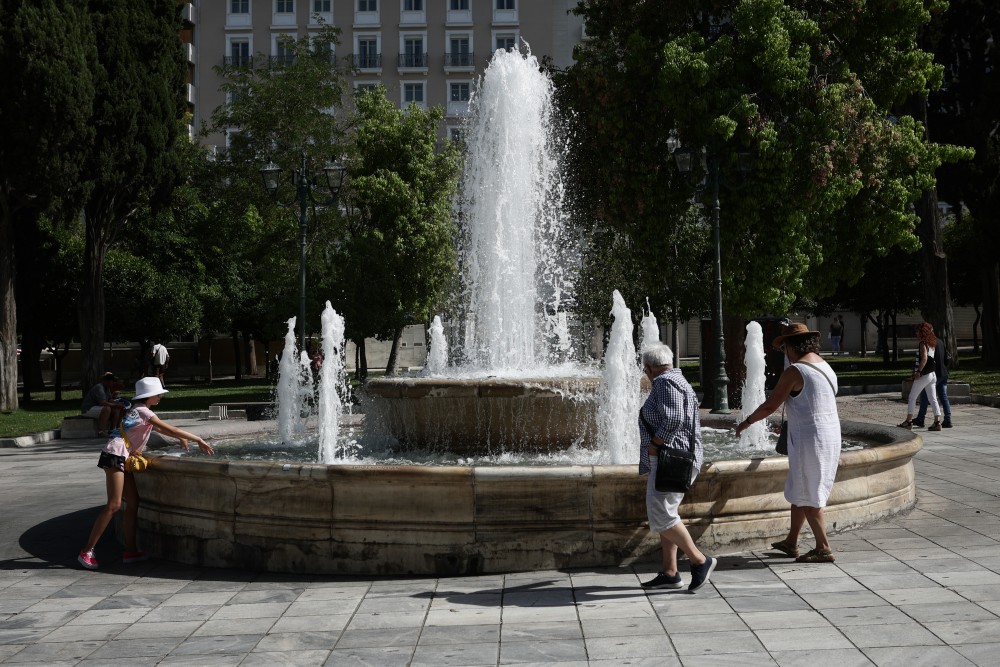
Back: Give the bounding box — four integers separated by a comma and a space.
133, 419, 920, 576
363, 375, 601, 453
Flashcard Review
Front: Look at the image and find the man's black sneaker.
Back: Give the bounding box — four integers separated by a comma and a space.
942, 420, 953, 428
911, 419, 925, 428
688, 556, 717, 592
641, 572, 683, 589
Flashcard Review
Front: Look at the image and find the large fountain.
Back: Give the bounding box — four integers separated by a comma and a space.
132, 49, 921, 576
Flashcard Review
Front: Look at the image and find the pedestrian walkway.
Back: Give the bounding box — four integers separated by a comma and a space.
1, 394, 998, 666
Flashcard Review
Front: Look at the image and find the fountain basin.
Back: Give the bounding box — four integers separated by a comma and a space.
364, 376, 600, 454
133, 418, 920, 575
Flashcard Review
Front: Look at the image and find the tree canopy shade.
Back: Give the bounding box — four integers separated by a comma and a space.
77, 0, 187, 391
318, 88, 461, 377
0, 0, 96, 411
561, 0, 970, 323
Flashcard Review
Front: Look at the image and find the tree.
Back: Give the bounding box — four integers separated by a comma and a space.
319, 88, 461, 377
925, 0, 1000, 363
945, 210, 984, 351
208, 26, 350, 348
564, 0, 968, 406
77, 0, 187, 390
0, 0, 95, 411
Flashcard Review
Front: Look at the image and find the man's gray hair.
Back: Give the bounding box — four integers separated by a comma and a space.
641, 344, 674, 369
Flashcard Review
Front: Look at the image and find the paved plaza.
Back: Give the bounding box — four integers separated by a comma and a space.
1, 393, 999, 666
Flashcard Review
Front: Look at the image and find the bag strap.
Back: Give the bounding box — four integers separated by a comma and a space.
796, 361, 836, 397
118, 415, 137, 456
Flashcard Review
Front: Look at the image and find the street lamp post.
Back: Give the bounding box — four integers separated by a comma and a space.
669, 142, 751, 414
261, 152, 346, 350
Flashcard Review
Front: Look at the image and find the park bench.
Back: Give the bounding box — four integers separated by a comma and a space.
208, 402, 274, 421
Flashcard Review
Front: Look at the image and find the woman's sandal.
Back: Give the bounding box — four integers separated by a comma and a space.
770, 540, 799, 558
795, 548, 835, 563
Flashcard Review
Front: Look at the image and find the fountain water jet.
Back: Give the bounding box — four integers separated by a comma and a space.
739, 321, 769, 450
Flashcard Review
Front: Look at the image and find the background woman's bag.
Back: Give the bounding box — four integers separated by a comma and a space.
776, 420, 788, 455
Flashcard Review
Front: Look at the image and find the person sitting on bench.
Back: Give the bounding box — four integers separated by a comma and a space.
81, 372, 122, 437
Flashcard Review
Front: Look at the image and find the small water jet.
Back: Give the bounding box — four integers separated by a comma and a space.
739, 321, 770, 450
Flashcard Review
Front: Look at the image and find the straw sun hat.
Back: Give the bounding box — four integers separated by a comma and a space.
771, 322, 820, 350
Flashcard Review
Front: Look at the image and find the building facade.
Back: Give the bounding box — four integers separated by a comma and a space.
191, 0, 585, 149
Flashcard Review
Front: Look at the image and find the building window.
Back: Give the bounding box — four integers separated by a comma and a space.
404, 82, 424, 105
356, 82, 379, 94
449, 127, 464, 143
359, 0, 376, 11
404, 0, 422, 9
314, 0, 331, 10
450, 0, 469, 9
401, 37, 425, 67
228, 39, 251, 66
495, 34, 516, 51
496, 0, 514, 9
231, 0, 249, 12
276, 0, 294, 12
450, 82, 470, 102
356, 37, 379, 68
449, 36, 471, 66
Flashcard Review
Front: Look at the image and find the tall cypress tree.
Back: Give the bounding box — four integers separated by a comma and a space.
77, 0, 187, 390
0, 0, 96, 412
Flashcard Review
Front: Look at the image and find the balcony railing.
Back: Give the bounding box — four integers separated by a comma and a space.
444, 51, 474, 67
397, 52, 428, 68
269, 54, 297, 67
353, 53, 382, 69
223, 55, 254, 68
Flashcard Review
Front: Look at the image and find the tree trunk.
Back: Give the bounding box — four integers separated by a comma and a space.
972, 304, 981, 353
860, 314, 869, 358
0, 203, 17, 412
915, 186, 958, 369
77, 210, 109, 393
19, 333, 46, 404
384, 326, 404, 376
355, 336, 368, 381
890, 311, 899, 362
245, 333, 258, 376
231, 331, 242, 382
53, 341, 69, 401
981, 262, 1000, 364
723, 313, 745, 410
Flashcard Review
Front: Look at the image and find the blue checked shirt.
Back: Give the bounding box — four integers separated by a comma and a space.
638, 368, 703, 476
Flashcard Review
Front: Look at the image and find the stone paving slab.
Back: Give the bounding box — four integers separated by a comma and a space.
1, 393, 998, 665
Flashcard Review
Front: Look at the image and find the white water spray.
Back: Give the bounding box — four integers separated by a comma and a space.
640, 299, 660, 353
276, 318, 303, 443
458, 46, 576, 370
318, 302, 348, 462
739, 321, 769, 449
426, 316, 448, 375
597, 291, 642, 464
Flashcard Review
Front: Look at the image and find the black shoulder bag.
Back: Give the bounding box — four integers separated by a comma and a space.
640, 380, 697, 493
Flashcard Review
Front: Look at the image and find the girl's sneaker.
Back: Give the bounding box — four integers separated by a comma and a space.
78, 550, 98, 570
122, 550, 149, 564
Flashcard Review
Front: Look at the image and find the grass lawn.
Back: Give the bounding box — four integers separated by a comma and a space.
1, 357, 996, 439
0, 379, 275, 439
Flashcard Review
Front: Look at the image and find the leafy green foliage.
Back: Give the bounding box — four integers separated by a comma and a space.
562, 0, 962, 321
319, 88, 461, 344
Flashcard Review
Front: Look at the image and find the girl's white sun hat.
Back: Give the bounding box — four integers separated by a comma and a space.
133, 377, 169, 400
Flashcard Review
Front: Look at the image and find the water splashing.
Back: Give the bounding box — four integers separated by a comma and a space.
640, 299, 660, 353
426, 315, 448, 376
277, 318, 303, 443
318, 302, 349, 462
597, 290, 642, 464
457, 46, 576, 371
740, 321, 769, 449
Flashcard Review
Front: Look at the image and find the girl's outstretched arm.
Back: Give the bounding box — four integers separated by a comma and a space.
149, 415, 215, 454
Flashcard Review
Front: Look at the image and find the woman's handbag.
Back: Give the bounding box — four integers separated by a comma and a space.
654, 445, 696, 493
125, 453, 149, 474
776, 420, 788, 455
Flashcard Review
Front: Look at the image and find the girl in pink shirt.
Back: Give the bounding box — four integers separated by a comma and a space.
77, 377, 214, 570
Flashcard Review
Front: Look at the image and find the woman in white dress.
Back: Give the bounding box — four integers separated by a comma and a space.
735, 322, 841, 563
